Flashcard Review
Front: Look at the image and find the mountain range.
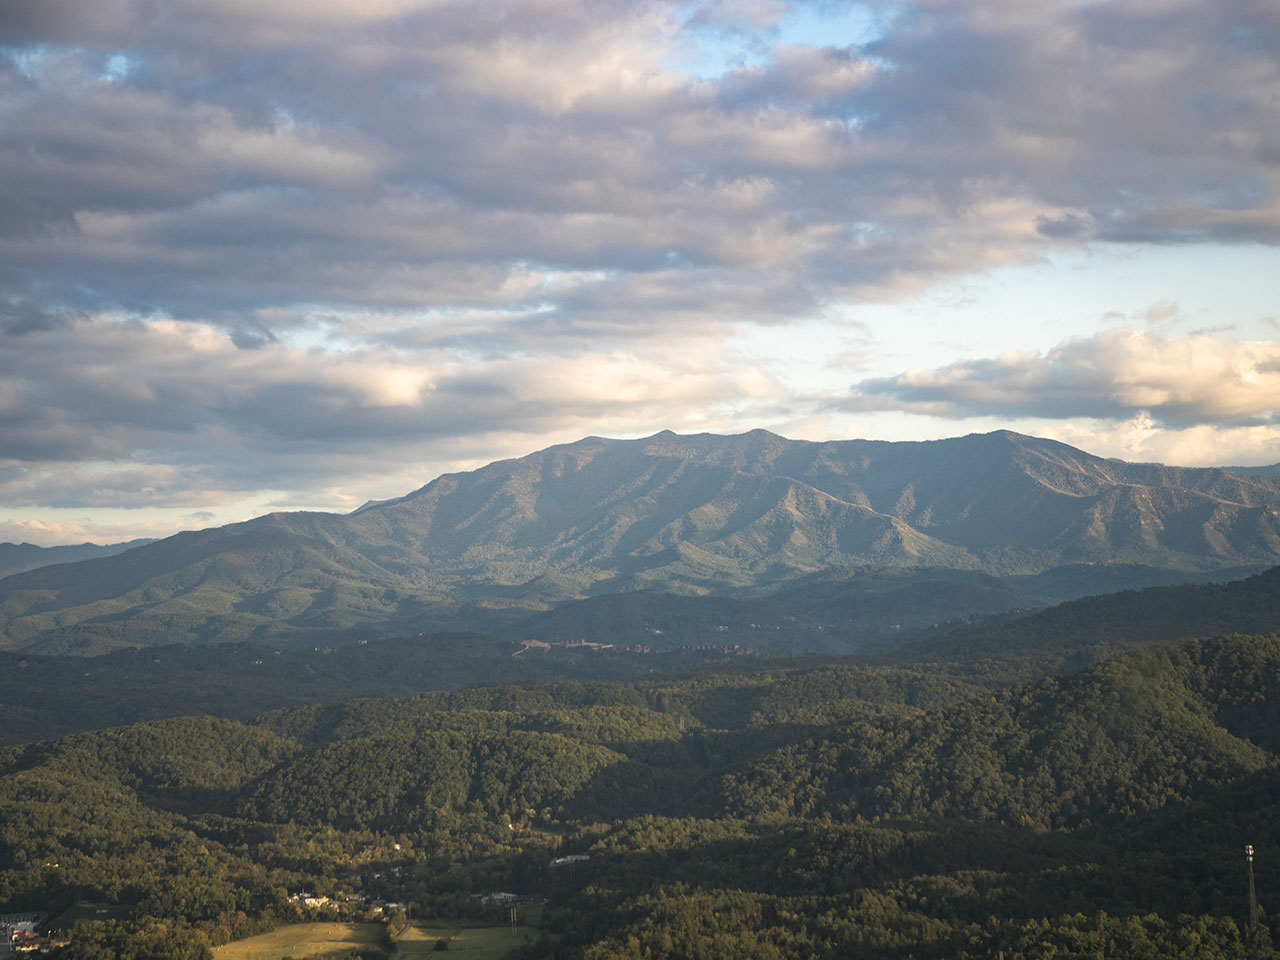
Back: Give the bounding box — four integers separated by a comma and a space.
2, 429, 1279, 654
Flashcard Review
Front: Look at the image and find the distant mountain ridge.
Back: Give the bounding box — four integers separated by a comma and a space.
0, 539, 155, 580
2, 429, 1279, 654
336, 428, 1280, 580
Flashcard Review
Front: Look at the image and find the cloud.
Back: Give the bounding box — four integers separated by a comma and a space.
844, 331, 1280, 428
0, 312, 785, 509
1037, 416, 1280, 470
2, 0, 1278, 536
0, 516, 188, 547
3, 0, 1275, 332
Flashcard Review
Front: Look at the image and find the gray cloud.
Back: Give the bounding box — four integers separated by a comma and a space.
0, 312, 779, 507
2, 0, 1278, 525
844, 331, 1280, 428
0, 299, 77, 335
4, 0, 1275, 330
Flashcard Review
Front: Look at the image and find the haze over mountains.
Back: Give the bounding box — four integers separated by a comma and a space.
2, 429, 1278, 655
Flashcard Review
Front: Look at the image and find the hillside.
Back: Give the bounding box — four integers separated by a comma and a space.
2, 634, 1278, 958
706, 635, 1280, 828
512, 564, 1251, 653
0, 635, 762, 747
5, 560, 1278, 746
896, 563, 1280, 683
2, 429, 1278, 654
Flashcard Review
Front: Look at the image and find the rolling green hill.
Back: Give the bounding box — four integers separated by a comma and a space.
0, 634, 761, 747
5, 559, 1280, 747
2, 633, 1279, 959
707, 635, 1280, 828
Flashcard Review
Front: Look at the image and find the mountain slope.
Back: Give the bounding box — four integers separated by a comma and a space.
344, 429, 1280, 571
3, 430, 1279, 653
895, 563, 1280, 684
708, 634, 1280, 829
8, 562, 1279, 745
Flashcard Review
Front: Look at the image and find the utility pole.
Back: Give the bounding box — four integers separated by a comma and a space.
1247, 844, 1259, 931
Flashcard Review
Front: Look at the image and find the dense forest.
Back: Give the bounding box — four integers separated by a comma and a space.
3, 630, 1278, 959
6, 562, 1280, 748
0, 635, 753, 747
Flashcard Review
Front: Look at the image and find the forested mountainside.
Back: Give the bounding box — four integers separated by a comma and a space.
5, 561, 1280, 746
516, 563, 1256, 655
896, 563, 1280, 683
0, 635, 754, 748
2, 430, 1278, 655
2, 633, 1278, 959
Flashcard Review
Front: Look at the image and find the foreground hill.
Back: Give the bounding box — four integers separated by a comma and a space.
708, 635, 1280, 828
2, 429, 1278, 653
2, 633, 1278, 959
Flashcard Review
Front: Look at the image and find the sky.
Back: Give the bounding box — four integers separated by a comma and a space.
1, 0, 1278, 546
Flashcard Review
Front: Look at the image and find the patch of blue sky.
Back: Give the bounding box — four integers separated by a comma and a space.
911, 244, 1280, 347
775, 2, 894, 49
666, 26, 770, 80
669, 1, 892, 80
893, 245, 1279, 363
4, 45, 142, 85
736, 243, 1280, 400
103, 53, 136, 80
6, 44, 53, 79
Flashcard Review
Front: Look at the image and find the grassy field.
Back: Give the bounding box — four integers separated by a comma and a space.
397, 922, 538, 959
213, 923, 384, 960
46, 902, 131, 933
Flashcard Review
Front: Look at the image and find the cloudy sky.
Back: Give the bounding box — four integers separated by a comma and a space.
2, 0, 1278, 545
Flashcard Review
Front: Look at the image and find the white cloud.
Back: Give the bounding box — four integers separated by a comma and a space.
1040, 417, 1280, 469
6, 0, 1275, 323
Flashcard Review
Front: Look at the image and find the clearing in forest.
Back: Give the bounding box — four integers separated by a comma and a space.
213, 922, 384, 960
397, 921, 538, 959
